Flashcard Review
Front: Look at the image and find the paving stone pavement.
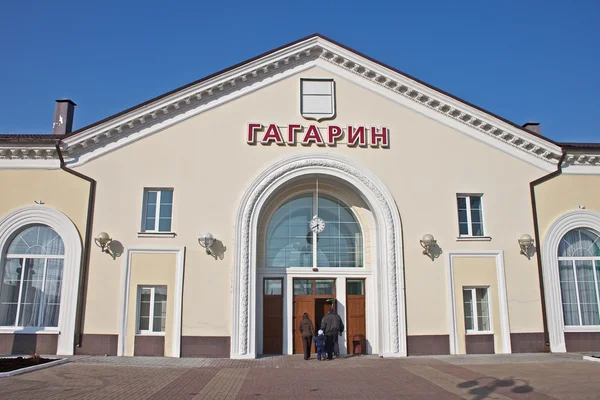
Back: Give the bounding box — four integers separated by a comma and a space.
0, 353, 598, 399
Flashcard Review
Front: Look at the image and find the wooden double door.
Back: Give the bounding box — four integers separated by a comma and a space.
262, 277, 367, 355
293, 279, 336, 354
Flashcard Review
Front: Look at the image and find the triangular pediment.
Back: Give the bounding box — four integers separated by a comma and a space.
0, 34, 572, 170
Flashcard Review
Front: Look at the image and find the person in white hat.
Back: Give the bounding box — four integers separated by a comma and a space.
313, 329, 326, 361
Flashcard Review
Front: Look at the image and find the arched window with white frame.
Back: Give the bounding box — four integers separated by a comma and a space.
558, 228, 600, 326
0, 225, 64, 327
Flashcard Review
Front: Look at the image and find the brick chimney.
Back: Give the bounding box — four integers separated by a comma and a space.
522, 121, 541, 136
52, 99, 76, 135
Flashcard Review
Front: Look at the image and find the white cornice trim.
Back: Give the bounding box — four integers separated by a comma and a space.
561, 151, 600, 175
0, 147, 60, 169
4, 35, 561, 169
0, 159, 60, 169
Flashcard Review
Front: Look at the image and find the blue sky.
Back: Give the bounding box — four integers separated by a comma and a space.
1, 0, 598, 143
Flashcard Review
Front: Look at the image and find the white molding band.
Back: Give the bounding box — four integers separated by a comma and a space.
445, 250, 512, 355
0, 205, 83, 355
232, 153, 406, 358
541, 209, 600, 352
118, 246, 185, 357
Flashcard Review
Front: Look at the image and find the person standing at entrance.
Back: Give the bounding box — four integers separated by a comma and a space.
320, 307, 344, 360
299, 312, 315, 360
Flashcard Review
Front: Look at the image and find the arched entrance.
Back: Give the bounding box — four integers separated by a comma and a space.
231, 154, 406, 358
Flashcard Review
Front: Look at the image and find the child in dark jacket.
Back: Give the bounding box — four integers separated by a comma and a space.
313, 330, 326, 360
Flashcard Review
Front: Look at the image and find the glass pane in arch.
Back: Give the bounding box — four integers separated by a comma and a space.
558, 229, 600, 258
7, 225, 65, 256
265, 194, 363, 268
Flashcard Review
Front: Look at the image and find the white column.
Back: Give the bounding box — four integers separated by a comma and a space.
337, 276, 347, 355
284, 273, 293, 355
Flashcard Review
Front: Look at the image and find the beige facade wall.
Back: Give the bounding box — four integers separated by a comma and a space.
125, 252, 176, 357
0, 169, 89, 240
452, 257, 503, 354
535, 174, 600, 240
73, 65, 549, 339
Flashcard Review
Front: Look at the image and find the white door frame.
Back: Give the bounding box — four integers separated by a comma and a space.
446, 250, 512, 354
118, 246, 185, 357
257, 269, 374, 355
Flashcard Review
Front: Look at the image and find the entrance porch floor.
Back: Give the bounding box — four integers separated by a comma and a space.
0, 353, 598, 399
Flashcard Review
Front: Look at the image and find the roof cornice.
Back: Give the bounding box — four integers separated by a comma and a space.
0, 34, 582, 170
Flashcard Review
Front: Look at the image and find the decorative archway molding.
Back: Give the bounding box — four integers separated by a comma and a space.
232, 153, 406, 358
0, 205, 83, 355
542, 209, 600, 352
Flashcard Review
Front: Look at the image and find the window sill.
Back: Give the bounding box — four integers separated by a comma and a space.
137, 232, 176, 238
466, 331, 493, 335
564, 326, 600, 332
456, 236, 492, 242
0, 327, 60, 334
136, 332, 166, 336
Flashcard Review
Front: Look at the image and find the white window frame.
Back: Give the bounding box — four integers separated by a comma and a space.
141, 188, 174, 233
463, 286, 492, 334
300, 78, 336, 121
136, 285, 167, 336
558, 256, 600, 328
457, 194, 486, 238
2, 253, 64, 328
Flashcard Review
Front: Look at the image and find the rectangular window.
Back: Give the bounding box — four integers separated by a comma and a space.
293, 279, 313, 295
301, 79, 334, 117
264, 279, 282, 296
457, 195, 484, 237
137, 286, 167, 334
142, 189, 173, 232
315, 280, 335, 295
0, 257, 64, 328
559, 260, 600, 326
347, 279, 364, 296
463, 287, 491, 333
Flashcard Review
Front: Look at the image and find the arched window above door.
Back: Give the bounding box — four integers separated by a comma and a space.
1, 225, 64, 327
558, 228, 600, 327
265, 194, 363, 268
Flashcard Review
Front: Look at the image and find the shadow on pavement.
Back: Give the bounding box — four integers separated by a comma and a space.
457, 376, 533, 400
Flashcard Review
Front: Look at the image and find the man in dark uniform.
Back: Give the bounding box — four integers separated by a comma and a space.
320, 307, 344, 360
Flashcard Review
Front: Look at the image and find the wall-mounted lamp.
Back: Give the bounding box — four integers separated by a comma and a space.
198, 232, 217, 259
94, 232, 112, 254
420, 234, 437, 261
518, 234, 534, 259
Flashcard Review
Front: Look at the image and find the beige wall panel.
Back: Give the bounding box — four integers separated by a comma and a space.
75, 66, 547, 337
536, 174, 600, 240
452, 257, 503, 354
125, 253, 176, 356
0, 169, 88, 239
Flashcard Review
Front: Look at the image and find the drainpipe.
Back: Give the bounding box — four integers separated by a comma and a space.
55, 142, 96, 353
529, 149, 566, 351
